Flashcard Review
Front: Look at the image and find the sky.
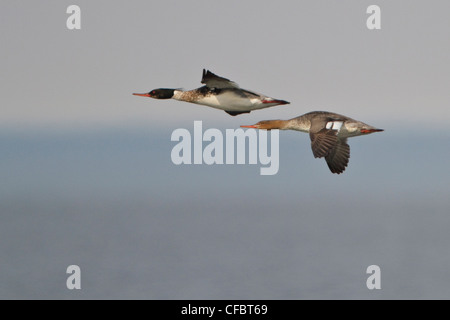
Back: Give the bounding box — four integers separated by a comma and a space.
1, 1, 449, 129
1, 1, 450, 300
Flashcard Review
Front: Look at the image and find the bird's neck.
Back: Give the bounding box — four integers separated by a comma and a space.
283, 118, 310, 132
172, 89, 185, 101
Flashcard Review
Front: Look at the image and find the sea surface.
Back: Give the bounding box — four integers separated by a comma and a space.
1, 127, 449, 299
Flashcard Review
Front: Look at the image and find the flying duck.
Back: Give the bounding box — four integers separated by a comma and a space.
133, 69, 290, 116
241, 111, 383, 174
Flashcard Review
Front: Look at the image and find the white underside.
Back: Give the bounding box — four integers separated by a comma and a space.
175, 91, 278, 112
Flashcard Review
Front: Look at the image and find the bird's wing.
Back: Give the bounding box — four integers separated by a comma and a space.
201, 69, 240, 89
309, 128, 339, 158
225, 110, 251, 116
325, 138, 350, 174
309, 114, 345, 133
309, 115, 347, 158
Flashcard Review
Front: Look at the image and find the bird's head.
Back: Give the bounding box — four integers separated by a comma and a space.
360, 126, 384, 134
133, 88, 175, 99
240, 120, 285, 130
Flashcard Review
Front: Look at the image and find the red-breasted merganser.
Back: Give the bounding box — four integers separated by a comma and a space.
241, 111, 383, 174
133, 69, 290, 116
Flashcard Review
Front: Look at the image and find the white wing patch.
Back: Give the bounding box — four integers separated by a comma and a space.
326, 121, 343, 131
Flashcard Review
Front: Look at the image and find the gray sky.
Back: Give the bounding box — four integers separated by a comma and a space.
1, 1, 449, 129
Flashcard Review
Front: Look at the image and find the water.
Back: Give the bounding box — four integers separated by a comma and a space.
1, 127, 449, 299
